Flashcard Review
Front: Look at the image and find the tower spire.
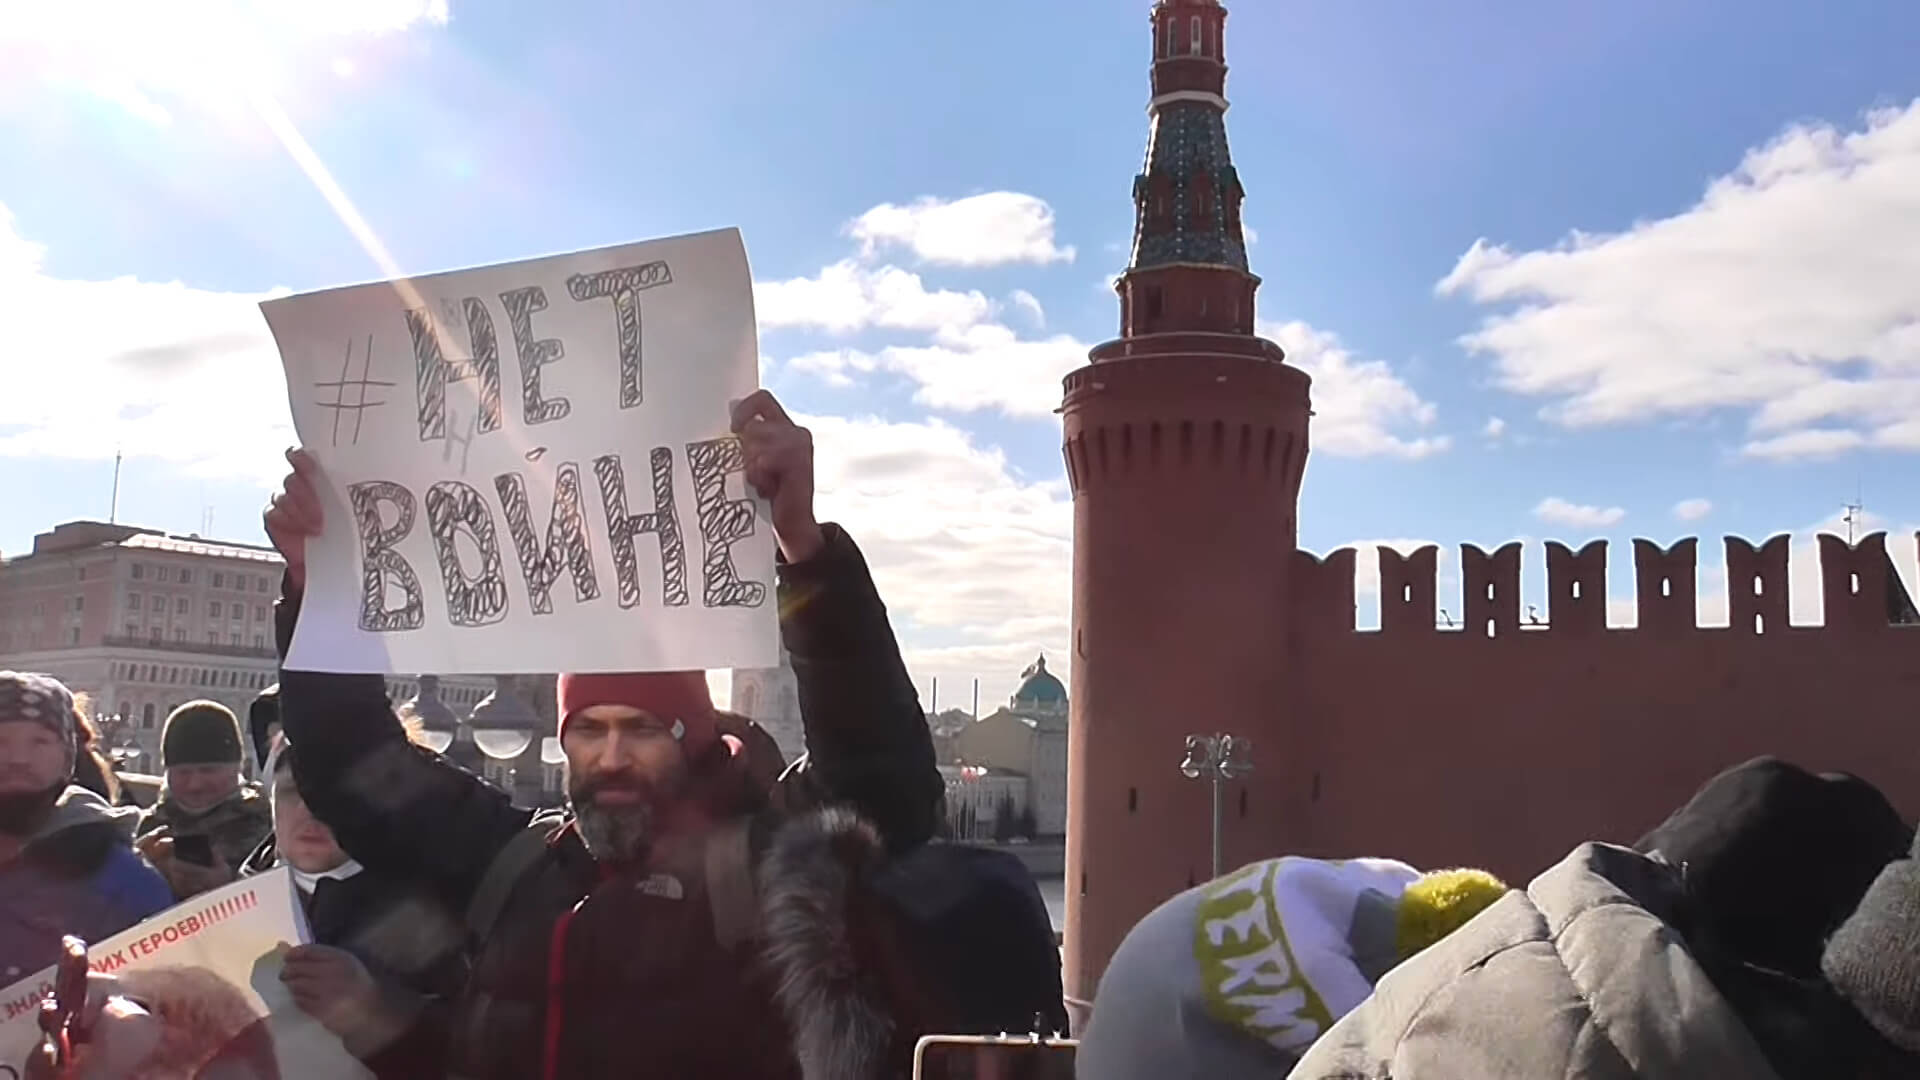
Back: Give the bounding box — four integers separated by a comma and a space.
1118, 0, 1257, 339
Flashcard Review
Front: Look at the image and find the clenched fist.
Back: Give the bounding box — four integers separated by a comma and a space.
730, 390, 824, 564
263, 448, 325, 592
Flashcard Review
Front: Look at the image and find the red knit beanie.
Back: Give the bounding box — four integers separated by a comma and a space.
555, 671, 717, 759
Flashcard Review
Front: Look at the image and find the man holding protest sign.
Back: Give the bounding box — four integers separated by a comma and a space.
263, 388, 946, 1079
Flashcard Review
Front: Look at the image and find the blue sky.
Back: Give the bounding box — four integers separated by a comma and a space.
2, 0, 1917, 705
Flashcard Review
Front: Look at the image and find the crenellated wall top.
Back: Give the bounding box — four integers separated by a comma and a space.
1288, 532, 1920, 639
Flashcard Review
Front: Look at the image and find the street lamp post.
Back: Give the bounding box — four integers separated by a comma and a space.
1180, 733, 1254, 880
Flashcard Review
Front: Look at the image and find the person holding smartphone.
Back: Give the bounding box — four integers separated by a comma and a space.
133, 702, 273, 901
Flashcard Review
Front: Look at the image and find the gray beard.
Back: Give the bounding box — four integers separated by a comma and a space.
573, 799, 655, 862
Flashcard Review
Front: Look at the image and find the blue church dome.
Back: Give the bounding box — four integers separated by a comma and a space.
1013, 655, 1066, 708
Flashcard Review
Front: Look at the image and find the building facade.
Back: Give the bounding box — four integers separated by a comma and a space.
1061, 0, 1920, 1027
0, 520, 491, 772
944, 656, 1070, 837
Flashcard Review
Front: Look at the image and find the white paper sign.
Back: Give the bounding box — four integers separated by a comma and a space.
0, 869, 369, 1079
262, 228, 779, 675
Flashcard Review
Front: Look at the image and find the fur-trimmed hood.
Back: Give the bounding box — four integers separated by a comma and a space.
758, 805, 903, 1080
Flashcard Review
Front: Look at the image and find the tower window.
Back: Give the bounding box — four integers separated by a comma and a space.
1162, 16, 1174, 58
1127, 787, 1138, 813
1143, 286, 1164, 327
1148, 173, 1174, 231
1190, 15, 1202, 56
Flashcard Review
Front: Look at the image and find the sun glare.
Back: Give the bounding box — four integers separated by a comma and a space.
3, 1, 444, 126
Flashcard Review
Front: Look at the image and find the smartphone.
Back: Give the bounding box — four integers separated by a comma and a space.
172, 833, 217, 867
912, 1035, 1077, 1080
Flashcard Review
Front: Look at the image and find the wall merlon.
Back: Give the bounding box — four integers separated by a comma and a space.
1463, 541, 1523, 639
1546, 539, 1607, 638
1725, 534, 1791, 635
1632, 537, 1698, 635
1378, 544, 1439, 636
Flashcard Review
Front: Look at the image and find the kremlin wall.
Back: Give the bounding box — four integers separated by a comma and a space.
1058, 0, 1920, 1022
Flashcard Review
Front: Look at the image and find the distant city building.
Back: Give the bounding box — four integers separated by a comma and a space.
728, 647, 808, 765
0, 520, 488, 772
938, 655, 1071, 839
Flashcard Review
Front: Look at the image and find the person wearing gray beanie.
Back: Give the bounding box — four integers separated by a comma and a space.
1822, 824, 1920, 1053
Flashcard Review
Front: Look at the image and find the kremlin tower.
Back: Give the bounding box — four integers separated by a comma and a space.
1059, 0, 1313, 1015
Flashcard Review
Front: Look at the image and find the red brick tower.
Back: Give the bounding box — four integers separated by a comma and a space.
1059, 0, 1312, 1019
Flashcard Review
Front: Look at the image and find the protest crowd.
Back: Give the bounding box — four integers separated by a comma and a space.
3, 391, 1918, 1079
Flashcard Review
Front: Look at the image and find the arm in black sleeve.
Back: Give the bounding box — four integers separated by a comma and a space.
778, 524, 943, 854
274, 576, 532, 904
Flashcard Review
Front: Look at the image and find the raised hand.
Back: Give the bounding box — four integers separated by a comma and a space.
263, 448, 325, 591
730, 390, 824, 564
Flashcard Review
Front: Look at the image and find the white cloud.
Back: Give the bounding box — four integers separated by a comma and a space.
1243, 225, 1260, 247
1009, 289, 1046, 327
779, 288, 1450, 445
1673, 498, 1714, 522
0, 204, 294, 483
1482, 416, 1507, 439
847, 193, 1076, 268
1740, 428, 1866, 461
799, 413, 1072, 707
1258, 320, 1450, 459
1438, 98, 1920, 459
782, 324, 1088, 419
754, 260, 992, 336
1534, 497, 1626, 529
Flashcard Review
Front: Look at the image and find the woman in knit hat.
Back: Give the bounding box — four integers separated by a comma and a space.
0, 671, 172, 978
132, 701, 273, 901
